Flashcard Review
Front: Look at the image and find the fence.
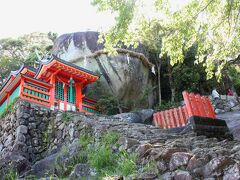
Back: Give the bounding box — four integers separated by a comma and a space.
153, 91, 216, 129
82, 97, 98, 113
21, 76, 52, 107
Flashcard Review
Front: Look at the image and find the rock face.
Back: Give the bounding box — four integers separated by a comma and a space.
52, 31, 155, 109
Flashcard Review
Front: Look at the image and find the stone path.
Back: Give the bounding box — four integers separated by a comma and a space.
217, 111, 240, 140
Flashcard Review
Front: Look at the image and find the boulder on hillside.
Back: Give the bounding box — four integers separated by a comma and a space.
52, 31, 156, 109
113, 109, 154, 124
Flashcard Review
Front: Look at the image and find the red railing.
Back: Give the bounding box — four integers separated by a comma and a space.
20, 76, 52, 107
153, 91, 216, 129
82, 97, 98, 113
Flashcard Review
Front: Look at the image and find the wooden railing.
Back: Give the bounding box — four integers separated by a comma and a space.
153, 91, 216, 129
21, 77, 51, 107
82, 97, 98, 113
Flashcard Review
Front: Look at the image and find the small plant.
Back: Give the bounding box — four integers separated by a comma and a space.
89, 145, 117, 173
0, 97, 19, 119
117, 151, 137, 176
101, 131, 120, 146
95, 95, 121, 115
3, 166, 18, 180
79, 134, 93, 149
143, 160, 158, 174
61, 112, 71, 122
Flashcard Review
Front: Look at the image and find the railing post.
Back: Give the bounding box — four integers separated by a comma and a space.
75, 83, 83, 112
182, 91, 194, 117
161, 112, 167, 129
49, 74, 56, 110
195, 94, 206, 117
178, 107, 186, 126
202, 96, 216, 119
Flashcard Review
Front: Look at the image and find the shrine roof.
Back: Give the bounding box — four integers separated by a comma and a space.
35, 55, 99, 79
0, 64, 37, 92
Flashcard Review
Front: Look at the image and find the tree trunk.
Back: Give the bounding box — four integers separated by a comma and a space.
167, 59, 175, 102
157, 62, 162, 106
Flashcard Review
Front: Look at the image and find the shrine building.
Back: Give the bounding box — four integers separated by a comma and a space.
0, 55, 99, 115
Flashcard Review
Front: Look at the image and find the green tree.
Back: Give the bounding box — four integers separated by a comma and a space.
0, 32, 57, 86
92, 0, 240, 103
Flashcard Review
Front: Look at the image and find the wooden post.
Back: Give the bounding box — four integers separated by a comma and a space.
64, 83, 67, 110
19, 77, 25, 99
182, 91, 194, 117
75, 83, 83, 112
49, 74, 56, 110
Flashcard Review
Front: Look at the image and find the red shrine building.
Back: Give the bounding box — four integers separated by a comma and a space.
0, 55, 99, 115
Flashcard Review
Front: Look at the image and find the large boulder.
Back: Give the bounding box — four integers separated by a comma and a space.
113, 109, 154, 124
52, 31, 155, 109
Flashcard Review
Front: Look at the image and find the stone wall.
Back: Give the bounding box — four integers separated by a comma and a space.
0, 101, 54, 162
0, 100, 92, 162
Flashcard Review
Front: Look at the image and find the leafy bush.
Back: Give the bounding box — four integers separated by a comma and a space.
228, 65, 240, 95
89, 145, 117, 173
154, 100, 181, 111
117, 151, 137, 176
95, 95, 120, 115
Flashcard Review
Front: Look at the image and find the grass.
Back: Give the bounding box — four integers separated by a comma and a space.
54, 131, 138, 178
3, 166, 18, 180
89, 145, 117, 174
0, 97, 19, 119
101, 131, 120, 146
116, 151, 137, 176
61, 112, 72, 122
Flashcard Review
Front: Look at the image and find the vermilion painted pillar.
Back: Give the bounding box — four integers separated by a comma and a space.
64, 84, 67, 110
49, 75, 56, 110
19, 77, 25, 99
6, 93, 10, 107
75, 83, 83, 112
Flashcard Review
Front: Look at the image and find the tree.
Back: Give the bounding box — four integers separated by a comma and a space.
92, 0, 240, 103
0, 32, 56, 86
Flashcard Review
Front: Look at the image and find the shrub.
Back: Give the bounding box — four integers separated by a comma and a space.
154, 100, 181, 111
95, 95, 120, 115
89, 145, 117, 173
117, 151, 137, 176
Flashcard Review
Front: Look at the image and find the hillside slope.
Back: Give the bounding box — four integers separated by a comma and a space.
0, 101, 239, 179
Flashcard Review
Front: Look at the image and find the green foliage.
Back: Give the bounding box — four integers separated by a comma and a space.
79, 134, 93, 149
227, 65, 240, 94
89, 145, 117, 173
154, 100, 181, 111
0, 97, 19, 119
3, 166, 18, 180
95, 95, 120, 115
116, 151, 137, 176
53, 131, 139, 178
61, 112, 72, 122
101, 131, 120, 146
92, 0, 240, 79
0, 32, 56, 86
143, 160, 158, 174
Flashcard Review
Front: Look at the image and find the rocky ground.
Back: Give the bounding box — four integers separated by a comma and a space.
0, 101, 240, 179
